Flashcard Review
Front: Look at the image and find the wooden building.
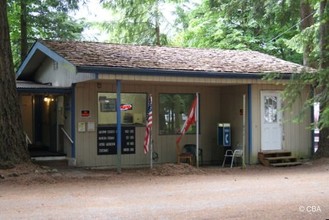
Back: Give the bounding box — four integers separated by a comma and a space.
16, 40, 312, 167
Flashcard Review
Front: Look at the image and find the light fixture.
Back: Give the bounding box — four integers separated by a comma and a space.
44, 96, 54, 103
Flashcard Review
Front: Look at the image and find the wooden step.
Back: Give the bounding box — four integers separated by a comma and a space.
266, 156, 297, 161
260, 151, 291, 157
258, 151, 301, 167
271, 161, 302, 167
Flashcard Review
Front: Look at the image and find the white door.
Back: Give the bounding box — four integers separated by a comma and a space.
261, 91, 282, 151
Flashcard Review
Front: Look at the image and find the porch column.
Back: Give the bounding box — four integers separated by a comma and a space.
116, 80, 122, 173
247, 84, 252, 164
71, 84, 76, 160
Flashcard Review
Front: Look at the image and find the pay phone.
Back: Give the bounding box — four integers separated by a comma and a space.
217, 123, 231, 147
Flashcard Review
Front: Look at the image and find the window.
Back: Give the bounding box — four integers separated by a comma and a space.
159, 93, 197, 135
98, 93, 146, 125
264, 96, 278, 123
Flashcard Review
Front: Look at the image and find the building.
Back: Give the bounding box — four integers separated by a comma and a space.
16, 40, 312, 167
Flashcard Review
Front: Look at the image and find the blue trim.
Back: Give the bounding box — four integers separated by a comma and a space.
247, 84, 252, 164
77, 66, 293, 80
116, 80, 122, 173
16, 41, 72, 78
17, 88, 72, 94
71, 84, 76, 158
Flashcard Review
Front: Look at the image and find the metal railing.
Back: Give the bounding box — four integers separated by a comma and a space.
24, 132, 32, 150
24, 132, 32, 145
60, 126, 74, 144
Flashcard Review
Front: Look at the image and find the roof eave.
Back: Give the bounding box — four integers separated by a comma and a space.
77, 65, 293, 80
16, 87, 72, 94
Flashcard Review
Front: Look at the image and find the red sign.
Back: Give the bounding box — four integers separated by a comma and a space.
120, 104, 133, 111
81, 110, 90, 117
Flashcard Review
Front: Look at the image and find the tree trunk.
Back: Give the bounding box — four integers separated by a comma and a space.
319, 0, 329, 69
154, 0, 161, 46
315, 0, 329, 158
20, 0, 28, 63
0, 0, 30, 168
300, 0, 315, 67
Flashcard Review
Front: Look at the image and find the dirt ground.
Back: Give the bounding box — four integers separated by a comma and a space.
0, 159, 329, 220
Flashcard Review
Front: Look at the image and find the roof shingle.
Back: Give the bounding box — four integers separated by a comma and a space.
41, 40, 307, 74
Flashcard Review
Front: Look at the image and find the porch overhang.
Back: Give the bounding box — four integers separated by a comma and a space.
16, 80, 72, 94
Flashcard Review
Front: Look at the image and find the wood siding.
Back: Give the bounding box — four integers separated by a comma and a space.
250, 84, 311, 163
74, 80, 312, 167
33, 57, 96, 87
75, 81, 227, 167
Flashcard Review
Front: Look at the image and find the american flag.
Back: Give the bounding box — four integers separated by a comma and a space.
144, 94, 152, 154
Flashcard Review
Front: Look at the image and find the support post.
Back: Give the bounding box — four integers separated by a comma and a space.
116, 80, 122, 174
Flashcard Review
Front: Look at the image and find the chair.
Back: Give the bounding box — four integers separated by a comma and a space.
222, 145, 244, 168
183, 144, 203, 166
176, 143, 193, 165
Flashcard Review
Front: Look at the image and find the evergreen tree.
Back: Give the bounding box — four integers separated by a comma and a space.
100, 0, 183, 45
0, 0, 30, 168
8, 0, 85, 67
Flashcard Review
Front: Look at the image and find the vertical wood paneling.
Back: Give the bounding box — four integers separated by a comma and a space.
250, 84, 311, 163
73, 80, 312, 167
35, 58, 77, 87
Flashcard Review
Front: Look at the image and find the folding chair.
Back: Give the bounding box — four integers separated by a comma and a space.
222, 145, 243, 168
183, 144, 203, 166
176, 143, 193, 165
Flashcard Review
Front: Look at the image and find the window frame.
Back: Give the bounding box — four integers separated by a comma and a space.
158, 93, 200, 135
97, 92, 147, 126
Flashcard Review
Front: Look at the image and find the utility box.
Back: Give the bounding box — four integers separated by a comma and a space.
217, 123, 231, 147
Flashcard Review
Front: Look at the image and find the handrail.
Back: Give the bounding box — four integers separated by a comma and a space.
61, 126, 74, 144
24, 132, 32, 150
24, 132, 32, 145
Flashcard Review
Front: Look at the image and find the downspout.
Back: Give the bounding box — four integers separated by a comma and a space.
116, 80, 122, 173
247, 84, 252, 164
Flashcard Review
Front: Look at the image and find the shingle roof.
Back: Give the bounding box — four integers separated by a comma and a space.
40, 40, 307, 74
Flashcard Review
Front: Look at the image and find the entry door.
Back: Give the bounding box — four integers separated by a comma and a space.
261, 91, 282, 151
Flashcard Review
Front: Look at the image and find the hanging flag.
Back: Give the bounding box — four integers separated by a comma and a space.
176, 95, 197, 144
144, 95, 153, 154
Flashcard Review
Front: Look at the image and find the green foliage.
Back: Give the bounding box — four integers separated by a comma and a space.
280, 68, 329, 132
8, 0, 85, 68
100, 0, 184, 45
173, 0, 303, 64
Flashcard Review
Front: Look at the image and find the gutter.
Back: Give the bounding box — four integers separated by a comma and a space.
77, 66, 294, 80
16, 87, 72, 94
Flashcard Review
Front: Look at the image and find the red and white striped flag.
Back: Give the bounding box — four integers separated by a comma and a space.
176, 95, 197, 144
144, 95, 152, 154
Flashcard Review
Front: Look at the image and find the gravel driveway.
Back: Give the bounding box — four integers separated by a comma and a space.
0, 159, 328, 219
